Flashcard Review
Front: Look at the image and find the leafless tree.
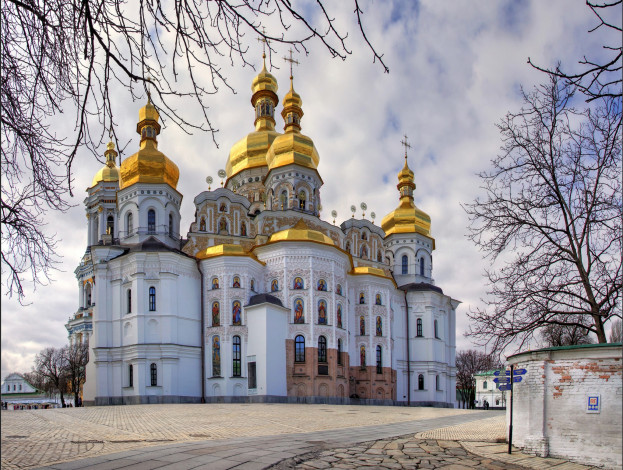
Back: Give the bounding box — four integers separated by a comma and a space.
528, 1, 622, 103
455, 350, 502, 409
465, 75, 622, 352
610, 318, 622, 343
63, 341, 89, 407
540, 319, 595, 347
1, 0, 387, 302
33, 347, 67, 406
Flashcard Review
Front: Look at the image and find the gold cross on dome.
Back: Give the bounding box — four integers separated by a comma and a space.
400, 134, 411, 159
283, 48, 299, 78
257, 27, 269, 58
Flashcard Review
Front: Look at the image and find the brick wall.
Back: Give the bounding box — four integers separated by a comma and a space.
507, 344, 622, 469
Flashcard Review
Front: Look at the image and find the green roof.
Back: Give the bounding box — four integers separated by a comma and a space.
473, 370, 501, 376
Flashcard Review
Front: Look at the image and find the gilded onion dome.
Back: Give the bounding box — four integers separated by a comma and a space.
381, 156, 433, 241
266, 77, 319, 172
268, 219, 334, 246
225, 58, 281, 179
90, 141, 120, 187
119, 99, 180, 190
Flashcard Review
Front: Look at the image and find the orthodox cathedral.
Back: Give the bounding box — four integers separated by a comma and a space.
67, 56, 460, 407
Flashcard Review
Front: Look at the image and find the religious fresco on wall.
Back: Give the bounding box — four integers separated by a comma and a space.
336, 284, 342, 296
376, 316, 382, 336
240, 222, 247, 236
212, 336, 221, 376
294, 298, 305, 323
360, 316, 365, 335
232, 276, 241, 288
212, 301, 220, 326
250, 279, 255, 291
360, 345, 366, 368
318, 300, 327, 324
337, 304, 343, 328
199, 217, 206, 231
359, 292, 365, 304
317, 279, 327, 291
375, 293, 382, 305
293, 277, 304, 289
232, 301, 242, 325
212, 277, 219, 290
219, 218, 228, 232
271, 279, 279, 292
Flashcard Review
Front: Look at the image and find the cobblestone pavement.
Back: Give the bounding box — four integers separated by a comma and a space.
2, 406, 597, 470
1, 404, 468, 469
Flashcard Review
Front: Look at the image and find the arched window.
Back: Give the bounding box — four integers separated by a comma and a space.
149, 286, 156, 311
148, 209, 156, 233
318, 336, 327, 363
418, 374, 424, 390
337, 339, 342, 365
298, 190, 306, 210
280, 190, 288, 209
420, 257, 425, 276
129, 364, 134, 387
402, 255, 408, 275
127, 212, 134, 235
169, 213, 174, 236
85, 283, 92, 307
436, 375, 441, 390
434, 319, 439, 338
150, 363, 157, 386
416, 318, 423, 337
483, 380, 488, 390
106, 215, 114, 235
127, 289, 132, 314
212, 336, 221, 376
232, 336, 241, 377
295, 335, 305, 362
376, 345, 382, 374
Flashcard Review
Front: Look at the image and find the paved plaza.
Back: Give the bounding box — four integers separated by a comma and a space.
1, 404, 598, 469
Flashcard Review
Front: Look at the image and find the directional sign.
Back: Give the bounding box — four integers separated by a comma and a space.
493, 370, 505, 376
513, 376, 523, 383
498, 384, 510, 391
512, 369, 527, 375
495, 369, 527, 376
494, 377, 510, 383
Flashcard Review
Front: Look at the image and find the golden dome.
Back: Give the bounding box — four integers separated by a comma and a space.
268, 219, 335, 246
381, 157, 434, 243
91, 141, 120, 187
225, 59, 280, 180
266, 77, 319, 172
119, 100, 180, 190
197, 244, 260, 262
351, 266, 393, 280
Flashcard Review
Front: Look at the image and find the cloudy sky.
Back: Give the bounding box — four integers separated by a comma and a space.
1, 0, 616, 380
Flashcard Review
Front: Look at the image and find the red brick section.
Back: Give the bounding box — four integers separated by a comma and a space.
285, 339, 396, 399
548, 358, 622, 398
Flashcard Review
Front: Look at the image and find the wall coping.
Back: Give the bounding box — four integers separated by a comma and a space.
508, 342, 622, 364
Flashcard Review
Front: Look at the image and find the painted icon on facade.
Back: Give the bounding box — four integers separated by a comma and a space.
317, 279, 327, 291
293, 277, 304, 289
250, 279, 255, 291
360, 345, 366, 367
337, 304, 343, 328
232, 276, 241, 288
271, 279, 279, 292
199, 217, 206, 231
376, 316, 382, 336
241, 222, 247, 236
232, 301, 242, 325
375, 293, 382, 305
336, 284, 342, 296
360, 316, 365, 336
294, 298, 305, 324
212, 301, 220, 326
359, 292, 365, 304
212, 336, 221, 376
318, 300, 327, 325
212, 277, 219, 290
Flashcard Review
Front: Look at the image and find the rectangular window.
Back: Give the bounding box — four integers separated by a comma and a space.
416, 318, 423, 337
232, 336, 241, 377
150, 363, 157, 386
129, 364, 134, 387
248, 362, 257, 389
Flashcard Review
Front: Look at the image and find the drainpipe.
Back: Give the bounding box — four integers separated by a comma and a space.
197, 259, 206, 403
403, 289, 411, 407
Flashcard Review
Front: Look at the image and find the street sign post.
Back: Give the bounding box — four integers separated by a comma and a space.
494, 377, 510, 383
498, 384, 510, 391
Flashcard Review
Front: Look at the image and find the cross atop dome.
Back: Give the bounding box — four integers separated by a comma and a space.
283, 48, 299, 79
257, 27, 270, 60
400, 134, 411, 160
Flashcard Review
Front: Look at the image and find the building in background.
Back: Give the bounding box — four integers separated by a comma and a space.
474, 370, 506, 409
76, 59, 460, 406
1, 373, 61, 410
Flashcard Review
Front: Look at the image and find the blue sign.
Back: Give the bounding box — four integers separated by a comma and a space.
493, 370, 505, 376
513, 376, 523, 383
513, 369, 527, 375
498, 384, 510, 391
494, 368, 527, 376
494, 377, 510, 383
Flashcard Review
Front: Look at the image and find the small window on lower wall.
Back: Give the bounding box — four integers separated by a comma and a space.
248, 362, 257, 389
